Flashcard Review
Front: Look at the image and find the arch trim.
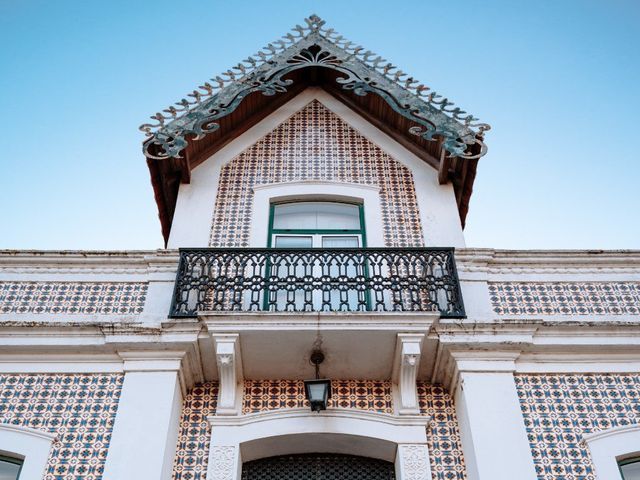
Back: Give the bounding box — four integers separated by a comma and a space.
0, 423, 55, 479
583, 423, 640, 479
207, 409, 432, 480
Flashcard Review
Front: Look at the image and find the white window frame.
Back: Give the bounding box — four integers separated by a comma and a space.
206, 408, 432, 480
583, 424, 640, 479
0, 423, 55, 479
251, 181, 384, 247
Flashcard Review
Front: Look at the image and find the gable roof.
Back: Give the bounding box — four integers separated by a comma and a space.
141, 15, 491, 244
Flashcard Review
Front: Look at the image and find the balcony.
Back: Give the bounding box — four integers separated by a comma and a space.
169, 248, 465, 319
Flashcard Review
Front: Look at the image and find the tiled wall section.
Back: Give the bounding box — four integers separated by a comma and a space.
418, 383, 467, 480
0, 373, 123, 480
243, 379, 393, 413
210, 100, 424, 248
0, 282, 147, 315
173, 382, 219, 480
172, 381, 467, 480
516, 373, 640, 480
489, 282, 640, 315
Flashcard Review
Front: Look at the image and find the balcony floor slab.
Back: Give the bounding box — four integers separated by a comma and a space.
200, 311, 439, 381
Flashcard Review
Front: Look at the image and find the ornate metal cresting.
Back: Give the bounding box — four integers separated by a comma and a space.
241, 453, 396, 480
141, 15, 490, 161
169, 247, 465, 318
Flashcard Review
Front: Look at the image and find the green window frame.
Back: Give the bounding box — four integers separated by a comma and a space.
0, 455, 23, 480
619, 457, 640, 479
264, 201, 370, 311
267, 201, 367, 247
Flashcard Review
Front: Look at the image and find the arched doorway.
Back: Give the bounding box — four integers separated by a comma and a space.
242, 453, 396, 479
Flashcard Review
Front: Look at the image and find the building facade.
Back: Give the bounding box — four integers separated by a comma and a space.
1, 15, 640, 480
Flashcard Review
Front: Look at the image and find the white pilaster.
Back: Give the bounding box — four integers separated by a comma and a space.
395, 444, 432, 480
450, 352, 538, 480
213, 334, 243, 415
102, 352, 184, 480
393, 333, 424, 415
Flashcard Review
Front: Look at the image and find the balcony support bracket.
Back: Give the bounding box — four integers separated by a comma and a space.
393, 333, 424, 415
213, 334, 243, 416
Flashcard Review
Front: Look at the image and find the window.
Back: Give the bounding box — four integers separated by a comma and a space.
269, 201, 366, 248
620, 459, 640, 480
0, 456, 22, 480
267, 201, 367, 311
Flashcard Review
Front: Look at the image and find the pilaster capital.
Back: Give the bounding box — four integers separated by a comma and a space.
118, 350, 186, 372
433, 348, 522, 393
117, 349, 200, 396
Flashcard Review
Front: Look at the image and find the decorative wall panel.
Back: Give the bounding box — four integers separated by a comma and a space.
209, 100, 424, 248
242, 379, 393, 414
0, 281, 147, 315
489, 282, 640, 315
173, 382, 219, 480
0, 373, 123, 480
417, 383, 467, 480
516, 373, 640, 480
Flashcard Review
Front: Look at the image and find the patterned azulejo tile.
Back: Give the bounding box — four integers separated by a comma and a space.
209, 100, 424, 248
516, 373, 640, 480
0, 373, 123, 480
0, 282, 147, 315
489, 282, 640, 316
172, 382, 219, 480
242, 379, 393, 414
418, 383, 467, 480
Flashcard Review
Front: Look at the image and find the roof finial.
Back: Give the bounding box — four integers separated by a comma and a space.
306, 14, 325, 31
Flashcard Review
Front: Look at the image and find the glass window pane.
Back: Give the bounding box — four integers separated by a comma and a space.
274, 236, 313, 248
273, 202, 360, 230
321, 236, 359, 248
0, 459, 21, 480
316, 203, 360, 230
273, 203, 318, 230
621, 461, 640, 480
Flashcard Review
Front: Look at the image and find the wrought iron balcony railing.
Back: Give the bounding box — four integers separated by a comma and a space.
169, 248, 465, 318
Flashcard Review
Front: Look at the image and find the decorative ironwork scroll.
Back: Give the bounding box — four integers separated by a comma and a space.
169, 247, 465, 318
241, 453, 396, 480
141, 15, 490, 161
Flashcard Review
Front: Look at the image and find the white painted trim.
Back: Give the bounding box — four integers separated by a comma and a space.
102, 371, 183, 480
393, 334, 424, 415
213, 334, 243, 415
250, 181, 384, 247
209, 408, 430, 428
201, 311, 439, 331
0, 423, 55, 479
454, 371, 538, 480
583, 424, 640, 479
118, 351, 185, 372
206, 408, 431, 480
0, 354, 124, 373
395, 444, 432, 480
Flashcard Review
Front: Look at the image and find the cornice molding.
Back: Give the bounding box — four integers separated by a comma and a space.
0, 249, 179, 275
456, 248, 640, 275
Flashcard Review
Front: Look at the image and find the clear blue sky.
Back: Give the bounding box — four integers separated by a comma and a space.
1, 0, 638, 250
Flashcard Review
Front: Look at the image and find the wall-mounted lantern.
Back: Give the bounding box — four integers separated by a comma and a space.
304, 350, 331, 412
